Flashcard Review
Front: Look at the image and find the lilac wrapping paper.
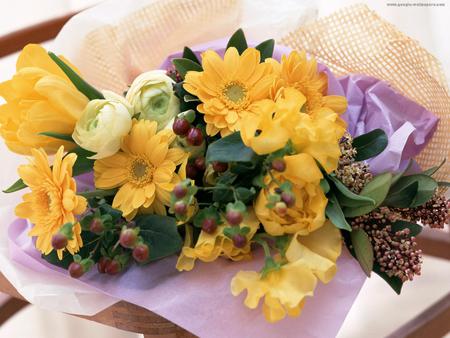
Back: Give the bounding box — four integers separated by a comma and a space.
3, 41, 439, 338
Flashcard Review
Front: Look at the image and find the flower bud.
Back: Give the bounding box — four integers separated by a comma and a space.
132, 244, 150, 263
271, 159, 286, 172
119, 228, 139, 249
281, 192, 296, 207
194, 157, 206, 171
232, 234, 247, 248
186, 163, 198, 179
226, 209, 243, 226
274, 201, 288, 216
105, 259, 122, 275
186, 127, 203, 146
174, 201, 187, 215
212, 161, 228, 173
51, 233, 68, 250
97, 257, 111, 274
202, 218, 217, 234
68, 262, 84, 278
173, 183, 188, 199
89, 218, 104, 234
126, 70, 180, 130
173, 118, 190, 136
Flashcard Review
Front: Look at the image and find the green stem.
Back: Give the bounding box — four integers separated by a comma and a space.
254, 237, 272, 257
79, 189, 116, 199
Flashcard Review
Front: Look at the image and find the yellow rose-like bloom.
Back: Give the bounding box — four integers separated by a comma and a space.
268, 50, 347, 114
231, 221, 342, 323
15, 146, 87, 259
255, 153, 327, 236
176, 209, 260, 271
0, 44, 89, 154
183, 47, 274, 137
94, 120, 186, 220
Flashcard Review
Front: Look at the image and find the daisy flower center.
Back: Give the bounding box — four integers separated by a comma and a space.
221, 81, 248, 108
128, 157, 155, 187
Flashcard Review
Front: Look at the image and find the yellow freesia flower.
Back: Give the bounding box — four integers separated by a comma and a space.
0, 44, 88, 154
268, 50, 347, 114
15, 146, 87, 259
183, 47, 274, 136
176, 209, 260, 271
94, 120, 186, 220
231, 221, 342, 323
255, 153, 327, 236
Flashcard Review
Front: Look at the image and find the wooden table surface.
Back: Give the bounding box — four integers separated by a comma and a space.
0, 272, 196, 338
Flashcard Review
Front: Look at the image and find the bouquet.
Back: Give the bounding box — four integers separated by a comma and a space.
1, 2, 448, 330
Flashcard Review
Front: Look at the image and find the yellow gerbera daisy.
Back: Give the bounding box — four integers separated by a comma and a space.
183, 47, 274, 136
15, 146, 87, 259
268, 50, 347, 114
94, 119, 186, 220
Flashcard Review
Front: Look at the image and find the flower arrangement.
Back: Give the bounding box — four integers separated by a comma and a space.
1, 29, 448, 324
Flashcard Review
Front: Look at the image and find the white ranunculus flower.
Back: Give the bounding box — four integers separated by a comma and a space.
72, 90, 133, 159
126, 70, 180, 130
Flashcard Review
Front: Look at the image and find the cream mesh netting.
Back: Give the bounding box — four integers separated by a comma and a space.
77, 2, 449, 181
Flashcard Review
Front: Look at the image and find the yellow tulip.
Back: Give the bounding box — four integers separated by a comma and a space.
0, 44, 88, 154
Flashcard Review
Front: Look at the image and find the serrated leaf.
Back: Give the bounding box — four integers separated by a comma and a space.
226, 28, 248, 54
391, 220, 422, 237
39, 132, 74, 142
421, 158, 446, 176
351, 229, 374, 277
206, 132, 258, 163
172, 58, 203, 79
326, 192, 352, 231
255, 39, 275, 61
49, 52, 104, 100
134, 214, 183, 261
182, 46, 201, 65
353, 129, 388, 161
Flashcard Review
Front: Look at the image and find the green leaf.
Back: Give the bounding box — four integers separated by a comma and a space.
255, 39, 275, 61
134, 214, 183, 261
320, 179, 330, 194
438, 181, 450, 187
351, 229, 374, 277
39, 132, 74, 143
3, 178, 27, 193
326, 192, 352, 231
391, 160, 413, 185
182, 46, 201, 65
226, 28, 248, 54
389, 174, 437, 208
353, 129, 388, 161
327, 175, 375, 207
384, 181, 419, 208
172, 58, 203, 79
421, 158, 446, 176
206, 132, 258, 163
48, 52, 104, 100
69, 146, 95, 176
343, 173, 392, 217
391, 220, 422, 237
373, 263, 403, 294
235, 187, 256, 203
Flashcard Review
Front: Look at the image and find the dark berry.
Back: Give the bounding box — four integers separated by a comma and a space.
133, 244, 150, 263
281, 192, 296, 207
173, 118, 190, 136
69, 262, 84, 278
226, 210, 243, 226
212, 161, 228, 173
186, 163, 198, 179
119, 228, 138, 248
174, 201, 187, 215
186, 127, 203, 146
105, 259, 122, 275
194, 157, 206, 171
271, 159, 286, 172
89, 218, 104, 234
51, 233, 68, 250
232, 234, 247, 248
173, 184, 188, 199
97, 257, 111, 274
202, 218, 217, 234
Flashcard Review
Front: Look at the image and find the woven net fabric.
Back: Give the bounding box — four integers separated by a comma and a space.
77, 2, 449, 180
280, 4, 449, 182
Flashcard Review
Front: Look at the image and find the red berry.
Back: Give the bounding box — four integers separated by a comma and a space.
174, 201, 187, 215
173, 118, 190, 136
89, 218, 104, 234
69, 262, 84, 278
186, 127, 203, 146
202, 218, 217, 234
173, 184, 188, 199
226, 210, 243, 226
232, 234, 247, 248
275, 201, 288, 216
105, 259, 122, 275
271, 159, 286, 172
133, 244, 150, 263
119, 228, 138, 248
212, 161, 228, 173
186, 163, 198, 179
281, 192, 296, 207
194, 157, 206, 171
51, 233, 68, 250
97, 257, 111, 274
